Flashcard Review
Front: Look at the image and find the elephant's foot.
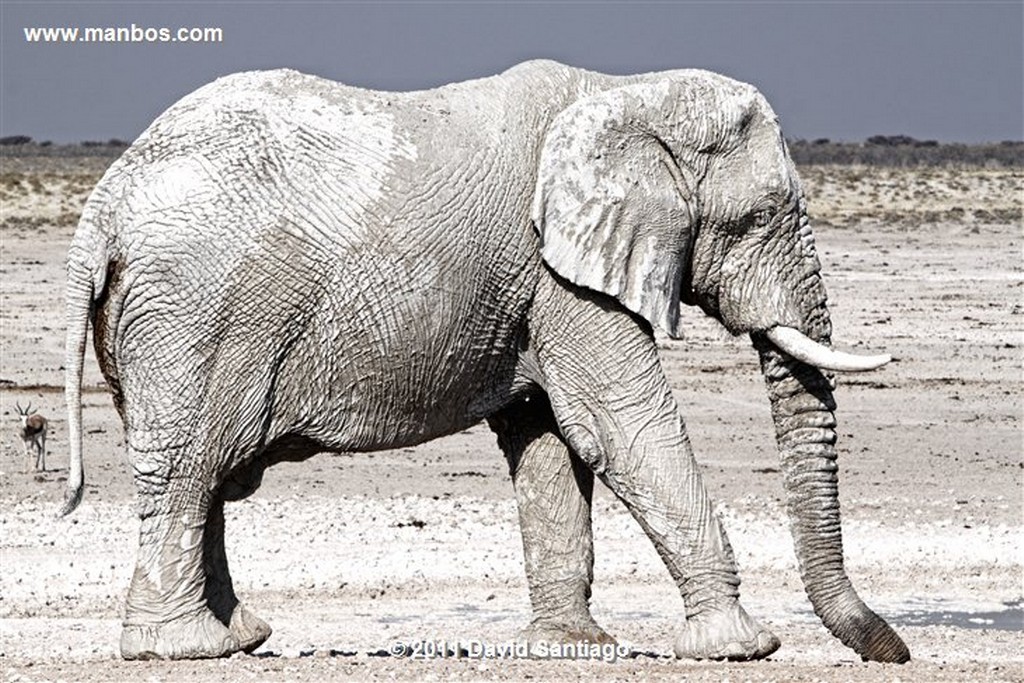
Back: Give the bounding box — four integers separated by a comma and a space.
121, 610, 241, 660
228, 602, 272, 653
674, 602, 780, 661
519, 616, 617, 648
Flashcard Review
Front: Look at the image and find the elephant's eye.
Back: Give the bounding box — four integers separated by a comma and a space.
752, 208, 775, 228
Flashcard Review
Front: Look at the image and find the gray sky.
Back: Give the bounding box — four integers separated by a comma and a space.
1, 1, 1021, 144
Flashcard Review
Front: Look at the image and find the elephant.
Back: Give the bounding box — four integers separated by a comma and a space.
60, 59, 909, 663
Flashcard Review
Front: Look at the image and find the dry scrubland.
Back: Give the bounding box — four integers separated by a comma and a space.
1, 153, 1021, 682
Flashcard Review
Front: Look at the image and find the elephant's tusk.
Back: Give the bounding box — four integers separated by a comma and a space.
766, 326, 891, 372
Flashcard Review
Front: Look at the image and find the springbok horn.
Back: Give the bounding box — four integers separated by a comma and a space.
766, 326, 891, 372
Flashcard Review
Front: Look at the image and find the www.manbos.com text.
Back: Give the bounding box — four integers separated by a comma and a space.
24, 24, 223, 44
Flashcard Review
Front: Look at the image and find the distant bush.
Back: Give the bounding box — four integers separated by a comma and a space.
77, 139, 130, 150
0, 135, 33, 146
866, 134, 911, 146
788, 137, 1023, 167
865, 135, 940, 148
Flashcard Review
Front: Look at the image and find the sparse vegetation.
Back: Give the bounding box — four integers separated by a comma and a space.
0, 140, 128, 158
797, 164, 1022, 228
788, 137, 1023, 167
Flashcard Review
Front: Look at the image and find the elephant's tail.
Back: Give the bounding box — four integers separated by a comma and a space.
58, 215, 111, 518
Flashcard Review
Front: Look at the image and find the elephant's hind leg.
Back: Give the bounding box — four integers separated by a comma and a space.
489, 396, 614, 647
203, 495, 272, 653
120, 441, 240, 660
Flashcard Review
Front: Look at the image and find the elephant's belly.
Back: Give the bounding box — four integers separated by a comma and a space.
272, 321, 538, 454
296, 375, 537, 454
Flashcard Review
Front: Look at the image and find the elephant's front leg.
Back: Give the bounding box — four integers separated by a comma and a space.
488, 396, 614, 646
203, 495, 272, 653
120, 444, 240, 660
531, 282, 780, 661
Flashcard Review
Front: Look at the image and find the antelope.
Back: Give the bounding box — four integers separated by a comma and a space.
15, 402, 47, 472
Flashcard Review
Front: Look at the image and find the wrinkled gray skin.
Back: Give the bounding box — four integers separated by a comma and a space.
62, 60, 909, 663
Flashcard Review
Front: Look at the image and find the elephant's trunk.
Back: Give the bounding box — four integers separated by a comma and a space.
754, 334, 910, 664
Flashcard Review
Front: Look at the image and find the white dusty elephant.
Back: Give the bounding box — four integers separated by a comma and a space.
61, 60, 909, 663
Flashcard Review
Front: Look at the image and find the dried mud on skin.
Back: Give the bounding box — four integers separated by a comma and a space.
1, 159, 1022, 682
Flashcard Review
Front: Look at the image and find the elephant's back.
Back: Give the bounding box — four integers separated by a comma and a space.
80, 64, 577, 355
101, 68, 533, 249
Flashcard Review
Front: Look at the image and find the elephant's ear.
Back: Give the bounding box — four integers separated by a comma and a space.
532, 83, 701, 339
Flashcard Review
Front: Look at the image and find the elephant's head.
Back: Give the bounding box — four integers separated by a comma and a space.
532, 72, 910, 663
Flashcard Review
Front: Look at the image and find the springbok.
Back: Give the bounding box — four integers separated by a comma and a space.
15, 402, 47, 472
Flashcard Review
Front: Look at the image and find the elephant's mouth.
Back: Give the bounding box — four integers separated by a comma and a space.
758, 326, 891, 373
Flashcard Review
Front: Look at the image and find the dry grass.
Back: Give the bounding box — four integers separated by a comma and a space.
799, 166, 1022, 227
